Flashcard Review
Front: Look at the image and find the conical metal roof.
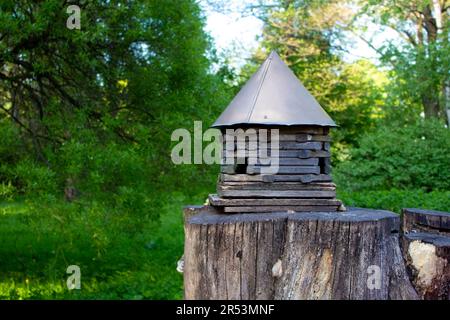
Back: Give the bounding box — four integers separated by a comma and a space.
211, 51, 337, 128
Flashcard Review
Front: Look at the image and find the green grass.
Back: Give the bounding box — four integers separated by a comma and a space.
0, 194, 190, 299
0, 189, 448, 299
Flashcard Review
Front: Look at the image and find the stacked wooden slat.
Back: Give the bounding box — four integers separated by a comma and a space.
209, 126, 343, 213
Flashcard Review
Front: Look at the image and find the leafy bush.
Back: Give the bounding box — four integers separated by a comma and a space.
0, 182, 15, 201
338, 189, 450, 214
335, 120, 450, 191
12, 160, 59, 198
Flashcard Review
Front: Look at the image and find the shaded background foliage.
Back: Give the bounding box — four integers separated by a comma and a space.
0, 0, 228, 299
0, 0, 449, 299
335, 120, 450, 191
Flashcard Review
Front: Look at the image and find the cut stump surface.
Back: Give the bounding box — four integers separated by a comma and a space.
184, 206, 418, 300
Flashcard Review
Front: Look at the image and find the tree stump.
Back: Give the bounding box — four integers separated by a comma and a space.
183, 206, 418, 300
401, 208, 450, 299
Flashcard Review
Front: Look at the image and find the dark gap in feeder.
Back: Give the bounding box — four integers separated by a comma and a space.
319, 157, 326, 174
235, 157, 248, 174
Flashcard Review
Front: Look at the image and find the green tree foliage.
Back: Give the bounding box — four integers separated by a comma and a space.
0, 1, 229, 299
360, 0, 450, 123
0, 0, 229, 202
335, 120, 450, 191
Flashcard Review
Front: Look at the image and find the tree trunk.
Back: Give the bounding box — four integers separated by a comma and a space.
184, 206, 418, 300
444, 82, 450, 128
422, 93, 441, 120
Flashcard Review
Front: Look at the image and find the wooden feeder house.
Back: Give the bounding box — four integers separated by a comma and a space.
208, 51, 344, 213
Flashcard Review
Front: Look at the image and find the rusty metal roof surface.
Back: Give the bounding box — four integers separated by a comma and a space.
211, 51, 337, 128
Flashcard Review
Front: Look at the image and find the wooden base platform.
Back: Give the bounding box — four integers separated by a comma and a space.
209, 194, 342, 213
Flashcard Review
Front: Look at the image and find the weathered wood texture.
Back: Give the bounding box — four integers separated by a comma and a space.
221, 157, 321, 167
401, 208, 450, 300
222, 149, 330, 159
208, 194, 341, 206
223, 133, 331, 143
223, 126, 327, 135
222, 205, 339, 213
184, 206, 418, 300
217, 189, 336, 198
221, 164, 325, 175
276, 134, 331, 142
208, 192, 342, 213
246, 165, 320, 175
218, 182, 335, 190
220, 173, 332, 183
223, 141, 323, 151
402, 208, 450, 234
322, 158, 332, 174
276, 126, 329, 134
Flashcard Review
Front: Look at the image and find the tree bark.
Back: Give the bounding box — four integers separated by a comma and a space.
184, 206, 418, 300
401, 208, 450, 299
422, 93, 442, 120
